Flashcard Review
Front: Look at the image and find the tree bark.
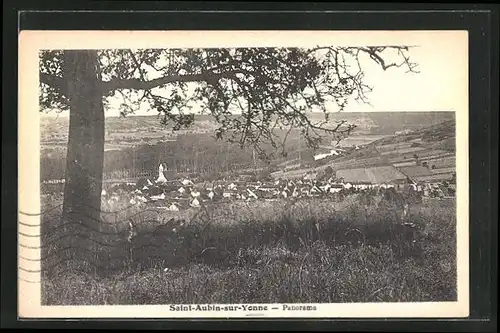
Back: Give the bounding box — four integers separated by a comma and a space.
62, 50, 105, 228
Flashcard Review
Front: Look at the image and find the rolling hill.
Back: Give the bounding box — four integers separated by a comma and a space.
369, 119, 455, 151
40, 111, 455, 146
273, 119, 456, 181
40, 111, 456, 182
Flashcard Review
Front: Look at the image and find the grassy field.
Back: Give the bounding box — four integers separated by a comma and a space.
39, 195, 457, 305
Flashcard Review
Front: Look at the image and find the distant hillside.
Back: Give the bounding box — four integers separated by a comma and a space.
370, 119, 455, 152
111, 111, 455, 135
188, 111, 455, 135
40, 111, 455, 143
274, 119, 456, 180
301, 111, 455, 135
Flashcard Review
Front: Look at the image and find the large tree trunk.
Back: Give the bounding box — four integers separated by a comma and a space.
62, 50, 105, 228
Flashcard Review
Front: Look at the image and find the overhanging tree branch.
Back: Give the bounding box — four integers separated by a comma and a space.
39, 46, 420, 159
100, 72, 223, 93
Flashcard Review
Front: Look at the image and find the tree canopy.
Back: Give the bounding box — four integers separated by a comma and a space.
40, 46, 418, 159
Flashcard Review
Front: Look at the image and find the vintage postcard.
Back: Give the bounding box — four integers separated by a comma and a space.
18, 30, 469, 318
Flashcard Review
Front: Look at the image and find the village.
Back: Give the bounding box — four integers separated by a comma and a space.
99, 159, 456, 213
40, 117, 457, 215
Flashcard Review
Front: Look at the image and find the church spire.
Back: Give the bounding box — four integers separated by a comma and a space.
156, 162, 168, 184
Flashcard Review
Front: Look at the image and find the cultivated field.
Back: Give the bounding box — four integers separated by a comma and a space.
271, 118, 455, 181
38, 194, 457, 305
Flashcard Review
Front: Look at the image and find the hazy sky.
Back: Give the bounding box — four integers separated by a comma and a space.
40, 32, 467, 118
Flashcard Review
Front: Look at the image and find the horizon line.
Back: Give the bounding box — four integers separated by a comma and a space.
40, 110, 456, 118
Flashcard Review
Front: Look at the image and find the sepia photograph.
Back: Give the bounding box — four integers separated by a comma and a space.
18, 30, 469, 318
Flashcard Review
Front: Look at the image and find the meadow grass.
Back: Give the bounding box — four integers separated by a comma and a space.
40, 196, 457, 305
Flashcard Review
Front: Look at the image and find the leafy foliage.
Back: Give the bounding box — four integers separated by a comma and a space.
40, 46, 418, 158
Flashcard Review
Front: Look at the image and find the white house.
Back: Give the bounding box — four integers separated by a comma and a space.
150, 192, 166, 201
190, 197, 201, 208
181, 178, 194, 186
168, 203, 180, 211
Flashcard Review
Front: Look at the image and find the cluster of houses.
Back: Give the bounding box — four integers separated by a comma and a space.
100, 163, 455, 212
334, 165, 455, 197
